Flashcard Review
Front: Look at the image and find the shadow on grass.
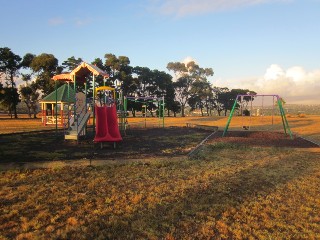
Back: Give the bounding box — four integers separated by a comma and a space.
60, 148, 319, 239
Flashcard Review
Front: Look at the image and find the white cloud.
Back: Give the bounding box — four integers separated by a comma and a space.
74, 17, 92, 27
48, 17, 64, 26
48, 17, 92, 27
214, 64, 320, 104
182, 56, 197, 65
149, 0, 289, 17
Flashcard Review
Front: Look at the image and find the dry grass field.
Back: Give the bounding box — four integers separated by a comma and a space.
0, 113, 319, 239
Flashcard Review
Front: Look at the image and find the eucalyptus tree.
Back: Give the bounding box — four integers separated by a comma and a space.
172, 76, 193, 117
0, 47, 22, 118
129, 66, 176, 116
104, 54, 131, 85
212, 87, 256, 116
19, 80, 39, 118
19, 53, 40, 118
211, 87, 229, 116
167, 61, 214, 117
62, 56, 83, 72
148, 69, 175, 117
188, 79, 212, 116
132, 66, 151, 97
30, 53, 60, 95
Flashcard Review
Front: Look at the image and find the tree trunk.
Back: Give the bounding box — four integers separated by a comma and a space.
24, 101, 32, 118
32, 105, 38, 118
181, 105, 185, 117
11, 75, 18, 119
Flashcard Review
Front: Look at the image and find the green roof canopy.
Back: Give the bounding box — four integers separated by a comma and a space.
40, 84, 76, 103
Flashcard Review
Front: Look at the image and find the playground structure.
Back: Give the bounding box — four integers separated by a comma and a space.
123, 96, 165, 128
50, 62, 123, 144
40, 84, 76, 126
223, 94, 293, 139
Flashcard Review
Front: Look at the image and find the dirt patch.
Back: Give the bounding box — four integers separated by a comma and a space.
209, 131, 319, 148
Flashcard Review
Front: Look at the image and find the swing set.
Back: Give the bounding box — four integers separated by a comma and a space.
223, 94, 293, 139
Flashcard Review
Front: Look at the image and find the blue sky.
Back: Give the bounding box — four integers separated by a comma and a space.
1, 0, 320, 104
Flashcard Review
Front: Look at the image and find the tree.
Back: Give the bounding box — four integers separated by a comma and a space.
167, 61, 214, 117
62, 56, 83, 72
172, 76, 193, 117
188, 79, 212, 116
30, 53, 60, 95
20, 53, 36, 68
171, 101, 181, 117
19, 53, 41, 118
19, 73, 40, 118
213, 88, 257, 116
0, 47, 22, 118
0, 87, 20, 116
167, 62, 187, 79
104, 54, 131, 85
130, 67, 175, 117
211, 87, 228, 116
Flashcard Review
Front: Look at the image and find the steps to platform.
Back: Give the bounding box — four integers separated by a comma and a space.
64, 112, 90, 141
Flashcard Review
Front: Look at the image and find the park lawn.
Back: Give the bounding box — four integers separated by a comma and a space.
1, 114, 320, 239
1, 145, 320, 239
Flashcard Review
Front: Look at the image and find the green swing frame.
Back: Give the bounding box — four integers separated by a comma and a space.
222, 94, 293, 139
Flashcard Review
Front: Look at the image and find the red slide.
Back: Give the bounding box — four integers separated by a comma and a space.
94, 104, 122, 143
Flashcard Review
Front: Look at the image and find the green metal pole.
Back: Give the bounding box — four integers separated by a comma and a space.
67, 82, 70, 129
92, 74, 95, 131
73, 75, 76, 120
222, 97, 238, 137
283, 114, 293, 139
103, 78, 106, 104
158, 99, 160, 128
55, 80, 58, 135
85, 81, 87, 111
124, 96, 127, 131
84, 80, 88, 133
278, 99, 293, 139
73, 75, 78, 133
278, 99, 287, 134
162, 96, 165, 128
124, 97, 127, 112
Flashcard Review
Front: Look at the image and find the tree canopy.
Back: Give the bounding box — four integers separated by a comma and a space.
0, 46, 258, 118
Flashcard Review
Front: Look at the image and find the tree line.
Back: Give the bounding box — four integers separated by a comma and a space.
0, 47, 256, 118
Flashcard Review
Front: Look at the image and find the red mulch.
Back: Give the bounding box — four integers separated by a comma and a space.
208, 131, 319, 148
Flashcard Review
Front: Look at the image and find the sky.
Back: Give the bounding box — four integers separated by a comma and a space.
1, 0, 319, 104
